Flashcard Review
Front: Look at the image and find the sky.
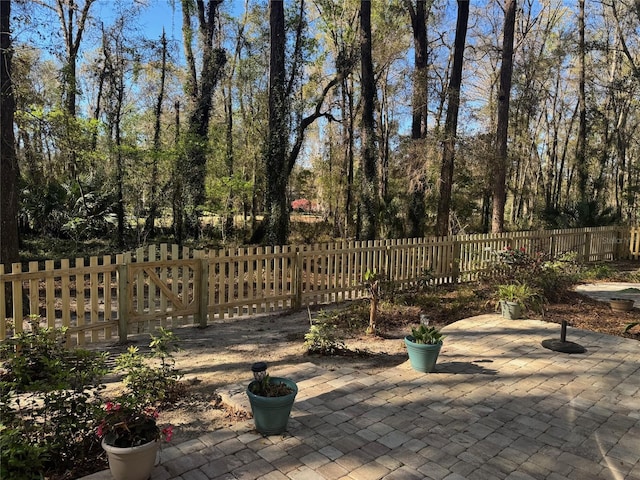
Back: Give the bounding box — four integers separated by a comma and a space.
93, 0, 184, 42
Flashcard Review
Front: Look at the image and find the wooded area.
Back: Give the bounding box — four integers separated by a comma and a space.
1, 0, 640, 264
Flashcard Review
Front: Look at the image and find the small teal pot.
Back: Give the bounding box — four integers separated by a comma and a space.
246, 377, 298, 435
404, 336, 442, 373
501, 300, 522, 320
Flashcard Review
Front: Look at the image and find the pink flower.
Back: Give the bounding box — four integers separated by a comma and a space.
162, 426, 174, 442
97, 421, 105, 438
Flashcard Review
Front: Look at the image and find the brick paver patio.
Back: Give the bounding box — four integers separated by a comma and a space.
83, 314, 640, 480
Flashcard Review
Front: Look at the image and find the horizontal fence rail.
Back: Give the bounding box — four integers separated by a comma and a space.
1, 226, 638, 346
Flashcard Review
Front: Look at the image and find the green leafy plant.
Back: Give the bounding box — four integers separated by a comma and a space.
304, 309, 347, 355
408, 324, 444, 345
0, 316, 107, 392
114, 327, 182, 406
0, 426, 48, 480
0, 319, 108, 479
495, 282, 545, 313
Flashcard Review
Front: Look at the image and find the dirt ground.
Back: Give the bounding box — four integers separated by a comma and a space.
99, 283, 640, 449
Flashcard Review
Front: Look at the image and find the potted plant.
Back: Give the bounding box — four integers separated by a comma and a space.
246, 362, 298, 435
97, 397, 173, 480
404, 324, 444, 373
495, 282, 543, 319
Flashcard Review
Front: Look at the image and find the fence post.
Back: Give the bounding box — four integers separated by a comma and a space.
583, 231, 592, 262
196, 252, 209, 328
293, 250, 302, 310
614, 227, 626, 260
452, 240, 461, 284
117, 264, 129, 342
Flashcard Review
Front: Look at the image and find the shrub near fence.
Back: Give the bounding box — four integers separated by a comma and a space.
1, 226, 638, 346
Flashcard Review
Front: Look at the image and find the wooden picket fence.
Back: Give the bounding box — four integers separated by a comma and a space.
1, 226, 638, 346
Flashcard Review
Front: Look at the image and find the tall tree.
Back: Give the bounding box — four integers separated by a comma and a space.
101, 21, 128, 247
407, 0, 430, 238
179, 0, 226, 237
144, 30, 168, 237
48, 0, 97, 118
435, 0, 469, 237
0, 0, 20, 265
491, 0, 517, 233
359, 0, 378, 240
262, 0, 345, 245
575, 0, 588, 204
264, 0, 288, 245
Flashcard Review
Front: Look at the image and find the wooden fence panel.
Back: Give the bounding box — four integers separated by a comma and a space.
628, 228, 640, 260
0, 227, 636, 344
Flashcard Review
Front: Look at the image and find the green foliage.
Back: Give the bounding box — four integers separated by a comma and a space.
485, 245, 545, 284
495, 282, 545, 313
115, 328, 182, 406
289, 219, 334, 244
408, 324, 444, 345
21, 176, 117, 240
484, 248, 582, 305
580, 263, 615, 280
0, 320, 107, 478
304, 311, 347, 355
619, 269, 640, 282
0, 426, 48, 480
0, 317, 107, 392
412, 269, 434, 293
0, 324, 183, 478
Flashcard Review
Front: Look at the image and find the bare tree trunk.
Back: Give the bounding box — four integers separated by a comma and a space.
576, 0, 588, 203
407, 0, 430, 238
343, 76, 355, 238
144, 30, 168, 237
172, 101, 184, 246
0, 0, 20, 265
102, 27, 126, 247
359, 0, 378, 240
435, 0, 468, 237
491, 0, 517, 233
53, 0, 96, 118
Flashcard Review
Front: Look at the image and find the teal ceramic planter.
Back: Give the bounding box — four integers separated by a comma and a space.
501, 300, 522, 319
404, 336, 442, 373
246, 377, 298, 435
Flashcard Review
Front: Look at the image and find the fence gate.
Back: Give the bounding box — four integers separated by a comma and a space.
126, 259, 201, 331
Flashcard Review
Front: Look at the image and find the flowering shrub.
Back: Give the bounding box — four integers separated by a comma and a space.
97, 399, 173, 448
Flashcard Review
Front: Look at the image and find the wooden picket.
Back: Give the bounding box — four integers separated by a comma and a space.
0, 226, 636, 345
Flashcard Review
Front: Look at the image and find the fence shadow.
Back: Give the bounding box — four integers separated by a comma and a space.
433, 360, 498, 375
